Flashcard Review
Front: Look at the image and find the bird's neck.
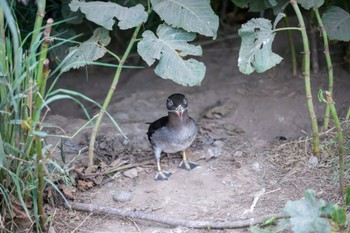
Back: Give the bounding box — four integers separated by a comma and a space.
168, 110, 190, 128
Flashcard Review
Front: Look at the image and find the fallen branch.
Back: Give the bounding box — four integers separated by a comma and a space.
67, 202, 287, 229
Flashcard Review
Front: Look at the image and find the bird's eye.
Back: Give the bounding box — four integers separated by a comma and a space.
167, 99, 173, 106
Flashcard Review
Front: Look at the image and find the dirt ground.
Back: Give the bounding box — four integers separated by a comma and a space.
45, 32, 350, 233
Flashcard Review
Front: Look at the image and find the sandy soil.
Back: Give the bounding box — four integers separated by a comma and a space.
45, 33, 350, 232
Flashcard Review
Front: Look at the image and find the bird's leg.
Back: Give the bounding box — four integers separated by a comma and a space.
178, 150, 198, 170
154, 150, 171, 180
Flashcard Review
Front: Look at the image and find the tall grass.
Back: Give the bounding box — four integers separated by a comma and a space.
0, 1, 130, 230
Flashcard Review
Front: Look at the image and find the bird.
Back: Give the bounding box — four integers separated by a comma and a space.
147, 93, 198, 180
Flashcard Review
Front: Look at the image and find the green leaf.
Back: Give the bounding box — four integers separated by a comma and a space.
346, 186, 350, 206
61, 28, 111, 72
273, 12, 286, 29
69, 0, 148, 30
151, 0, 219, 39
0, 133, 4, 167
329, 204, 347, 225
283, 190, 330, 233
33, 131, 48, 137
137, 24, 205, 86
238, 18, 282, 74
272, 0, 289, 15
62, 0, 84, 24
298, 0, 324, 10
322, 6, 350, 41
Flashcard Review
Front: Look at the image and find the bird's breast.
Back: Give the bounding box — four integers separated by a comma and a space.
151, 120, 197, 153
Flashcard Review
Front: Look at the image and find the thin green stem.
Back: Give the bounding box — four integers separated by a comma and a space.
273, 27, 301, 32
0, 7, 6, 101
0, 0, 20, 80
284, 16, 297, 76
290, 0, 320, 156
88, 25, 141, 166
33, 18, 53, 123
30, 0, 46, 49
35, 135, 45, 230
325, 92, 345, 196
346, 107, 350, 122
314, 9, 334, 129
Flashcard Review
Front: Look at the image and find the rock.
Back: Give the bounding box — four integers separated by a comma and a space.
213, 140, 225, 147
123, 168, 138, 179
206, 147, 222, 160
113, 191, 131, 203
308, 156, 318, 167
234, 150, 243, 157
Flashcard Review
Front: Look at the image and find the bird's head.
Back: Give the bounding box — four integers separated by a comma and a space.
166, 93, 188, 121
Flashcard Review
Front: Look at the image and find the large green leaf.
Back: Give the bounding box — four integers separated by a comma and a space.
61, 28, 111, 72
238, 18, 282, 74
62, 0, 83, 24
283, 190, 330, 233
69, 0, 148, 30
298, 0, 324, 10
322, 6, 350, 41
137, 24, 205, 86
151, 0, 219, 39
272, 0, 289, 15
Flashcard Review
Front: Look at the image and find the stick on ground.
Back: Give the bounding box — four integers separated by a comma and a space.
67, 202, 286, 229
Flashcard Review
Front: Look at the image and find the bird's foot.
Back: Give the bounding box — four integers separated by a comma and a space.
154, 170, 172, 181
178, 160, 198, 170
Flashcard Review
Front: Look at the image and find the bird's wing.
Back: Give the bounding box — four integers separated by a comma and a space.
147, 116, 168, 142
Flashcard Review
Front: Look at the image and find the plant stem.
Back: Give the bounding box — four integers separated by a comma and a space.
273, 27, 301, 32
284, 16, 297, 76
88, 25, 141, 166
0, 7, 6, 101
33, 18, 53, 122
325, 91, 345, 196
0, 0, 20, 80
35, 134, 45, 231
30, 0, 46, 48
346, 107, 350, 122
290, 0, 320, 156
308, 11, 319, 74
314, 9, 334, 129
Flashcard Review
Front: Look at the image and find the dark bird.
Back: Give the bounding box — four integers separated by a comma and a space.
147, 93, 198, 180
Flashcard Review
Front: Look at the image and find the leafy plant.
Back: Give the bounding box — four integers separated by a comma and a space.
250, 189, 350, 233
236, 0, 350, 158
0, 0, 122, 231
62, 0, 219, 166
238, 0, 321, 156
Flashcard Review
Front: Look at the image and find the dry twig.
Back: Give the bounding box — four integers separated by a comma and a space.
67, 202, 287, 229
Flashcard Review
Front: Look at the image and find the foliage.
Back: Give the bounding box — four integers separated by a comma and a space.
238, 18, 283, 74
60, 27, 111, 71
250, 190, 350, 233
322, 6, 350, 41
137, 24, 205, 86
150, 0, 218, 38
0, 0, 123, 231
63, 0, 219, 165
69, 0, 148, 30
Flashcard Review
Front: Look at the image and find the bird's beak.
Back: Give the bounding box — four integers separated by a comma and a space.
174, 105, 186, 121
176, 111, 184, 121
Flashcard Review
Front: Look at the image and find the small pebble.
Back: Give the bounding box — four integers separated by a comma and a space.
113, 191, 131, 203
206, 147, 222, 160
234, 150, 243, 157
123, 168, 138, 179
308, 156, 318, 167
